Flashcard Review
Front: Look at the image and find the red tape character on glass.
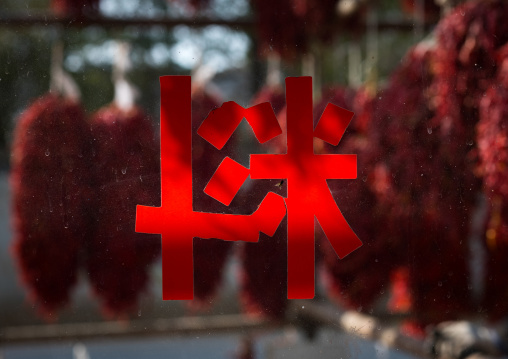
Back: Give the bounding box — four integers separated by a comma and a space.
136, 75, 362, 300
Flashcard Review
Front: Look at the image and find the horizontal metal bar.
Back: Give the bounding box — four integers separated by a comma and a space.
0, 314, 275, 345
0, 14, 253, 29
0, 13, 436, 32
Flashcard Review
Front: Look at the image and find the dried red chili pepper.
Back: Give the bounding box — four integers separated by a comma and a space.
86, 105, 160, 317
11, 94, 93, 319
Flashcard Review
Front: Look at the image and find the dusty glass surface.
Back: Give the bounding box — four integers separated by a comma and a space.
1, 1, 507, 358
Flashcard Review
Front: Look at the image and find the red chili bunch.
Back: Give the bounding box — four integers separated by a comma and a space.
192, 86, 290, 319
476, 45, 508, 319
429, 0, 508, 322
11, 95, 161, 319
315, 84, 404, 312
86, 105, 160, 317
11, 95, 93, 319
477, 45, 508, 201
322, 0, 508, 326
237, 86, 288, 319
319, 43, 478, 325
239, 179, 288, 320
189, 85, 290, 319
431, 0, 508, 152
241, 203, 288, 319
369, 44, 476, 325
320, 134, 391, 311
190, 88, 236, 307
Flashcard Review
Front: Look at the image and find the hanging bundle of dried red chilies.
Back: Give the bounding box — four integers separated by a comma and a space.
320, 134, 391, 312
477, 44, 508, 203
431, 0, 508, 150
314, 84, 396, 312
11, 94, 93, 318
476, 44, 508, 320
86, 105, 160, 317
372, 44, 476, 325
320, 42, 477, 324
430, 0, 508, 322
239, 176, 287, 319
190, 88, 236, 307
235, 88, 288, 320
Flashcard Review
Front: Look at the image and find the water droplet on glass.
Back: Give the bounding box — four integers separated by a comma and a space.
467, 140, 473, 146
45, 149, 50, 156
362, 176, 367, 182
64, 223, 69, 229
138, 310, 141, 317
438, 281, 442, 287
121, 167, 127, 175
301, 305, 305, 309
427, 127, 432, 134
